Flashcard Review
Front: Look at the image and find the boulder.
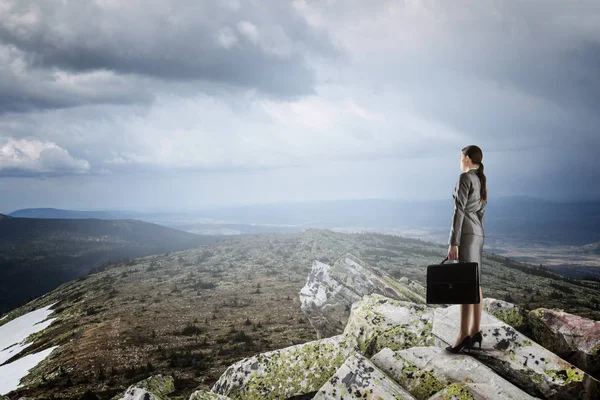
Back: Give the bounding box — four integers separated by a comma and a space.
432, 305, 600, 399
527, 307, 600, 379
210, 333, 359, 399
371, 346, 538, 399
299, 253, 426, 338
312, 351, 416, 399
483, 298, 528, 331
111, 374, 175, 400
343, 293, 434, 358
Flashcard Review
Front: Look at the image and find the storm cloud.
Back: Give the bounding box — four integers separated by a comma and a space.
0, 0, 341, 113
0, 0, 599, 211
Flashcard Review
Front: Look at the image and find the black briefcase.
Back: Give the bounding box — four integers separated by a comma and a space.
426, 257, 480, 304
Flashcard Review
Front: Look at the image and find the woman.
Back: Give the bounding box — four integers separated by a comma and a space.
445, 145, 487, 354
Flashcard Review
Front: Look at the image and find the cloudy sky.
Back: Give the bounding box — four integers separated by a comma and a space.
1, 0, 599, 213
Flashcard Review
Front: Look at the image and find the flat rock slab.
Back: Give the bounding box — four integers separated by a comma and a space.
313, 351, 417, 400
432, 305, 600, 399
343, 293, 434, 358
210, 333, 359, 400
300, 254, 426, 338
371, 346, 539, 400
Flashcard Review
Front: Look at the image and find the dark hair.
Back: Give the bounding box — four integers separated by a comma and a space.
462, 145, 487, 203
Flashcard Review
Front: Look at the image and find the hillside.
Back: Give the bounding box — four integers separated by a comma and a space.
0, 229, 599, 399
0, 216, 227, 313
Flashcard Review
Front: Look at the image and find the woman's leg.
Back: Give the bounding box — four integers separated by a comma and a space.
470, 239, 484, 335
452, 234, 481, 346
469, 285, 483, 335
454, 304, 473, 346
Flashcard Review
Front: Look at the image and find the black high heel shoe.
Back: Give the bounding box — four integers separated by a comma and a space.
471, 331, 483, 349
445, 335, 471, 354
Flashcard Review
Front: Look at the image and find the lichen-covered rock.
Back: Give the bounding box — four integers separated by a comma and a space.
299, 253, 426, 338
483, 298, 527, 330
111, 374, 175, 400
210, 333, 359, 400
426, 383, 476, 400
432, 305, 600, 399
343, 293, 434, 358
527, 307, 600, 379
188, 391, 232, 400
312, 350, 416, 399
371, 346, 538, 400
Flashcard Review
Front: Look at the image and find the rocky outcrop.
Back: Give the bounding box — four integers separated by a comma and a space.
483, 298, 600, 380
299, 253, 426, 339
111, 254, 600, 400
111, 374, 175, 400
527, 307, 600, 379
433, 305, 599, 399
210, 333, 359, 399
313, 351, 416, 399
342, 294, 434, 358
371, 346, 537, 399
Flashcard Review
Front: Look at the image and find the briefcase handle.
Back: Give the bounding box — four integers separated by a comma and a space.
441, 256, 462, 264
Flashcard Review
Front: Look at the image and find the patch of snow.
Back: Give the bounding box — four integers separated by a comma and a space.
0, 302, 57, 366
0, 345, 59, 395
0, 315, 7, 321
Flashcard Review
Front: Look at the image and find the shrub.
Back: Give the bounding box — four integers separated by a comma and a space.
180, 323, 206, 336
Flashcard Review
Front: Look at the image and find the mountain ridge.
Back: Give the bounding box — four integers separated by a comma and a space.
1, 229, 599, 399
0, 216, 228, 313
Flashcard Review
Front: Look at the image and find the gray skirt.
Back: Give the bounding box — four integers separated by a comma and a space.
459, 234, 484, 283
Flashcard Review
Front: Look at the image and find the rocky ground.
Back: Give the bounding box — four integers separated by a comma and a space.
1, 229, 599, 399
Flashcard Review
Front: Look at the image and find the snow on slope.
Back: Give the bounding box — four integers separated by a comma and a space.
0, 346, 59, 395
0, 303, 59, 395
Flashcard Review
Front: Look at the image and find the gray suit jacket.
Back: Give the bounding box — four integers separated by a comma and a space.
448, 168, 486, 246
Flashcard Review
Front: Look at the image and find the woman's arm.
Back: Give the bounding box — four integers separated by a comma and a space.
448, 173, 470, 246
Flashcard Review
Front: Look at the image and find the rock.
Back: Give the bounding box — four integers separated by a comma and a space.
483, 298, 527, 330
343, 293, 434, 358
299, 253, 426, 338
210, 333, 359, 399
312, 351, 416, 399
528, 307, 600, 379
371, 346, 538, 399
188, 391, 232, 400
426, 383, 476, 400
111, 374, 175, 400
432, 305, 600, 399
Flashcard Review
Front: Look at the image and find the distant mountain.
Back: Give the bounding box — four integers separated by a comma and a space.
0, 216, 230, 313
9, 196, 600, 246
0, 213, 12, 220
8, 207, 145, 220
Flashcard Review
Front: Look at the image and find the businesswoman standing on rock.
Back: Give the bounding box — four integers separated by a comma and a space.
445, 145, 487, 354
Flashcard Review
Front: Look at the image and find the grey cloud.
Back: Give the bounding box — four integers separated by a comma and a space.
0, 0, 343, 114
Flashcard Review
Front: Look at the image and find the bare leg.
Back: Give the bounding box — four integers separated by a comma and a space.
469, 286, 483, 335
453, 304, 473, 347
